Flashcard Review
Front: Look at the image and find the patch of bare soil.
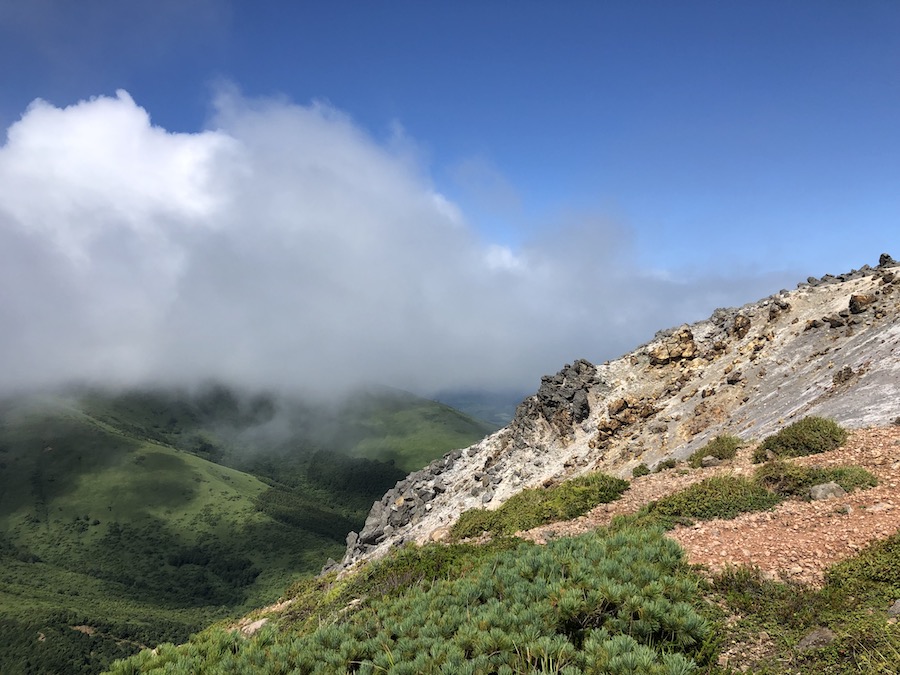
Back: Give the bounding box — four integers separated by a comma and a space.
521, 427, 900, 586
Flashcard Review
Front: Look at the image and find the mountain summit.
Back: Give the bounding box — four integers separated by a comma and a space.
342, 254, 900, 569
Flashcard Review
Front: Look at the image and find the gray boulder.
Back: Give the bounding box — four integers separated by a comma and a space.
809, 482, 847, 500
796, 627, 836, 651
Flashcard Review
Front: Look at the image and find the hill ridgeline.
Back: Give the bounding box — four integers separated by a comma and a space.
341, 253, 900, 569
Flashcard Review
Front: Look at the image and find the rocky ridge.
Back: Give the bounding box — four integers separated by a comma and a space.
339, 254, 900, 570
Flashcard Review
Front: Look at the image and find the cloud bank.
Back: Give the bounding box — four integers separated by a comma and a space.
0, 90, 792, 396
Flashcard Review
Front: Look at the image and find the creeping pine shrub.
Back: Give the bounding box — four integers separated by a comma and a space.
108, 526, 711, 674
753, 460, 877, 497
640, 475, 781, 527
280, 539, 523, 635
632, 463, 651, 478
451, 471, 628, 539
752, 416, 848, 463
687, 434, 742, 468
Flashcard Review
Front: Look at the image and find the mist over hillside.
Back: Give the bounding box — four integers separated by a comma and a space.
0, 91, 800, 400
0, 382, 493, 673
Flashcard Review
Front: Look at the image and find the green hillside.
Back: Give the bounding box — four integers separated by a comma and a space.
335, 388, 499, 471
0, 385, 493, 674
105, 423, 900, 675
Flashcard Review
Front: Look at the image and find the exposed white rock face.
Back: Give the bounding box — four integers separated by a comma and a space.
338, 256, 900, 571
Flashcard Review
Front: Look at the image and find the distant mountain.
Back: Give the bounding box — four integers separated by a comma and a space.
431, 389, 529, 428
0, 384, 492, 674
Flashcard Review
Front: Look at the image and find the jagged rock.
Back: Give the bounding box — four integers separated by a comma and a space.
796, 627, 836, 651
700, 455, 721, 468
710, 307, 736, 326
731, 314, 751, 338
832, 366, 854, 386
809, 482, 847, 500
320, 558, 340, 575
648, 327, 698, 365
767, 299, 791, 322
525, 359, 598, 435
879, 252, 897, 267
823, 315, 845, 328
608, 397, 629, 416
726, 370, 744, 385
849, 294, 876, 314
888, 599, 900, 617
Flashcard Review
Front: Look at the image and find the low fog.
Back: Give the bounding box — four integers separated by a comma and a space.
0, 89, 793, 397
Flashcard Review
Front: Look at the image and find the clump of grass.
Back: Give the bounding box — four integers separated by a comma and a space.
639, 475, 781, 527
753, 460, 877, 497
632, 463, 650, 478
451, 472, 629, 539
688, 434, 743, 468
752, 416, 848, 463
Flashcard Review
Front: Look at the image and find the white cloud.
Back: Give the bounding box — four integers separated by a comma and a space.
0, 90, 795, 396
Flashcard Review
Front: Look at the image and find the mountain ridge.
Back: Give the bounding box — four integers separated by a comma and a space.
341, 253, 900, 569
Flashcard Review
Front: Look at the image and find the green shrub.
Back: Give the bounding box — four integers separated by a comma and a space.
108, 527, 711, 674
451, 471, 629, 539
752, 416, 848, 463
753, 460, 877, 497
654, 458, 678, 472
826, 531, 900, 598
641, 476, 782, 527
688, 434, 742, 468
632, 463, 651, 478
280, 538, 523, 634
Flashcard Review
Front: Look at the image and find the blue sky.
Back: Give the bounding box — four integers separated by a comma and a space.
0, 1, 898, 394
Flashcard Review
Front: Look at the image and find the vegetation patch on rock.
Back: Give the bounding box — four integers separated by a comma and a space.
637, 476, 782, 527
752, 416, 848, 463
632, 463, 651, 478
450, 472, 629, 540
752, 461, 877, 498
688, 434, 742, 468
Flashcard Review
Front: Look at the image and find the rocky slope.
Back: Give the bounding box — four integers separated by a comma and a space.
340, 254, 900, 570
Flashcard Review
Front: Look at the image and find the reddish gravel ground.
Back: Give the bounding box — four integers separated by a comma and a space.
521, 426, 900, 586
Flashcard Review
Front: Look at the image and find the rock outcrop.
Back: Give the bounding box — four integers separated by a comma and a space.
339, 255, 900, 570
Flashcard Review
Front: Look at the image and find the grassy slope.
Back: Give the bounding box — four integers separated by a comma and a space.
336, 389, 498, 471
0, 385, 492, 674
107, 422, 900, 675
0, 401, 345, 673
